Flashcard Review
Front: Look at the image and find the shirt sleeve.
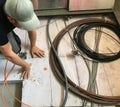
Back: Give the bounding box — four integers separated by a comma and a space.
0, 1, 14, 46
0, 33, 8, 46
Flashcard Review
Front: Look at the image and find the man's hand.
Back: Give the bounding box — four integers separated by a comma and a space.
30, 46, 44, 58
28, 30, 44, 58
18, 63, 31, 79
0, 42, 32, 80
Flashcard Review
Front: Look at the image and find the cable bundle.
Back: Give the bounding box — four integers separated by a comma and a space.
49, 17, 120, 105
73, 22, 120, 62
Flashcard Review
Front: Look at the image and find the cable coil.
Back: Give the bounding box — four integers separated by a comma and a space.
73, 22, 120, 62
49, 17, 120, 105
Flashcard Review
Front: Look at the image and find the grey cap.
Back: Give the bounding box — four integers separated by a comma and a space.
4, 0, 40, 31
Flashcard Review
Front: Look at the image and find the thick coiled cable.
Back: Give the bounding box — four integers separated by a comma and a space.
73, 22, 120, 62
49, 17, 120, 105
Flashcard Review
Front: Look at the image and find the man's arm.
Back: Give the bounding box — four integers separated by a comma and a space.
0, 42, 30, 79
28, 30, 44, 58
32, 0, 39, 10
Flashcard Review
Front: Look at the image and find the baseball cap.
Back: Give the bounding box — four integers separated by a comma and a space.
4, 0, 40, 31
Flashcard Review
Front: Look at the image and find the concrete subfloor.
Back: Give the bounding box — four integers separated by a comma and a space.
0, 16, 120, 107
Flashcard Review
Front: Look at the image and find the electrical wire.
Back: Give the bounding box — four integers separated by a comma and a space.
63, 19, 94, 107
1, 18, 57, 107
49, 17, 120, 105
73, 22, 120, 62
1, 60, 32, 107
47, 18, 69, 107
64, 17, 108, 107
2, 61, 9, 107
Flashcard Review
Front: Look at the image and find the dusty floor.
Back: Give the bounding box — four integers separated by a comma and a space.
0, 15, 120, 107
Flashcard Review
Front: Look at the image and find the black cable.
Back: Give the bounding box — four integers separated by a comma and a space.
73, 22, 120, 62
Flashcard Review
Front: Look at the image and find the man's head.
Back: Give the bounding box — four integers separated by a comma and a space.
4, 0, 40, 31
